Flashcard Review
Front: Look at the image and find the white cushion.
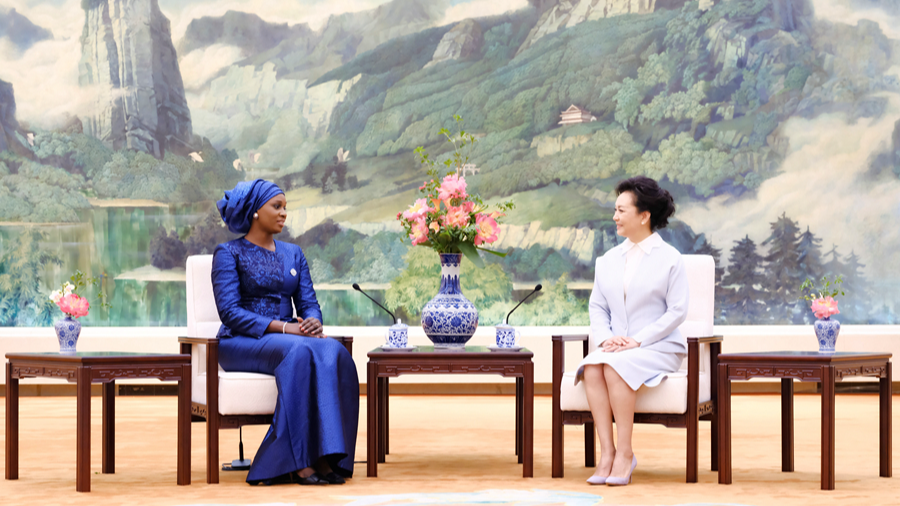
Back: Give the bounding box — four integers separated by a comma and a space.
186, 254, 278, 415
569, 254, 715, 415
560, 369, 711, 414
193, 370, 278, 415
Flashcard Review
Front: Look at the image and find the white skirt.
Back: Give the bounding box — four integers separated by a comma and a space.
575, 339, 685, 391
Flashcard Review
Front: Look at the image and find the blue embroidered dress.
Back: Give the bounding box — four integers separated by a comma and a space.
211, 238, 359, 482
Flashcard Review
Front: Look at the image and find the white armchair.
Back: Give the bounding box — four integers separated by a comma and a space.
551, 254, 722, 482
178, 254, 352, 484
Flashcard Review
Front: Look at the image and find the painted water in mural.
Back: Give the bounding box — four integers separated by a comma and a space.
1, 0, 898, 327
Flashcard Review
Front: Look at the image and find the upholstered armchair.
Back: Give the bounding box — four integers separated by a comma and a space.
551, 254, 722, 482
178, 254, 352, 484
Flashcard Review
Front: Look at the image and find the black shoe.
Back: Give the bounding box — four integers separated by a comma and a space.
293, 472, 328, 485
321, 472, 346, 484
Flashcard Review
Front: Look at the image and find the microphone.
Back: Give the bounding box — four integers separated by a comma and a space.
506, 284, 542, 324
352, 283, 398, 324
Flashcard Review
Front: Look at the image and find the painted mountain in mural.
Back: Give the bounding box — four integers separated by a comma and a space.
0, 7, 52, 52
79, 0, 193, 157
2, 0, 900, 326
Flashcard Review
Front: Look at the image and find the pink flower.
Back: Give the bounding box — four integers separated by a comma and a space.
402, 198, 434, 221
462, 201, 476, 213
474, 213, 500, 245
811, 297, 840, 319
443, 205, 471, 228
429, 221, 440, 233
409, 218, 430, 246
57, 293, 90, 318
438, 174, 467, 202
419, 181, 428, 190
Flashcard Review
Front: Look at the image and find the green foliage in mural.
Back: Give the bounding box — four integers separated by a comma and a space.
0, 230, 61, 326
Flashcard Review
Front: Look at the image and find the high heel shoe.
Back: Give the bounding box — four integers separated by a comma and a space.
605, 455, 637, 486
586, 475, 607, 485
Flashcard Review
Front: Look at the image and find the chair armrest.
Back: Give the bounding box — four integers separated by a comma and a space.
330, 335, 353, 355
178, 336, 219, 345
687, 335, 723, 344
551, 334, 590, 399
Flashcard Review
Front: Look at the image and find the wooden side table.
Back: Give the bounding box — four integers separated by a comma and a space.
717, 351, 892, 490
366, 345, 534, 478
5, 352, 192, 492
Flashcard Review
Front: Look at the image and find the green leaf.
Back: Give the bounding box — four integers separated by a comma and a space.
457, 242, 484, 269
476, 246, 507, 258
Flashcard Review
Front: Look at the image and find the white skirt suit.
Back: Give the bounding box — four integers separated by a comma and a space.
576, 232, 690, 391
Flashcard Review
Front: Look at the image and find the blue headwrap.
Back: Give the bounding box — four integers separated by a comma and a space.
217, 179, 285, 234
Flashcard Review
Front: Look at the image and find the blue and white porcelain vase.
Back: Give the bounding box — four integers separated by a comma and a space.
421, 253, 478, 349
54, 315, 81, 354
813, 317, 840, 353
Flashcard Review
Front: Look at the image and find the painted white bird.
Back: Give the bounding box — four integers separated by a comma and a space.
337, 147, 350, 163
251, 151, 261, 164
233, 159, 244, 171
189, 152, 203, 162
26, 132, 34, 147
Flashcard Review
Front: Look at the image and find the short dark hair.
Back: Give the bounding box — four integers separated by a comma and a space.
615, 176, 675, 231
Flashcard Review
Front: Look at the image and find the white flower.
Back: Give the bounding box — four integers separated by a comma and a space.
49, 290, 62, 303
63, 283, 74, 295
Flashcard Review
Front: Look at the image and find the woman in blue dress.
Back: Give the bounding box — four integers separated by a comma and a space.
211, 179, 359, 486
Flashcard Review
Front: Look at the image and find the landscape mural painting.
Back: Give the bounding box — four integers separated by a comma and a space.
1, 0, 899, 327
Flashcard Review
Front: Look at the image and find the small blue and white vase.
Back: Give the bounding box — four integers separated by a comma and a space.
813, 317, 840, 353
54, 315, 81, 354
421, 253, 478, 349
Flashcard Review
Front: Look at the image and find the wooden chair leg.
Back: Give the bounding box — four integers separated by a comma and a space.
710, 412, 719, 471
551, 407, 563, 478
686, 411, 699, 483
584, 422, 595, 467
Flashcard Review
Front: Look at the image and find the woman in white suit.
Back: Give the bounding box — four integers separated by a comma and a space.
578, 176, 689, 486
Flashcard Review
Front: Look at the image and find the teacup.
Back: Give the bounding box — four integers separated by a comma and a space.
385, 321, 409, 348
495, 323, 521, 348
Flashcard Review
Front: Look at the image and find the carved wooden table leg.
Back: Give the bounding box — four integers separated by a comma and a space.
5, 362, 18, 480
178, 364, 191, 485
880, 361, 892, 478
378, 376, 387, 463
102, 381, 115, 474
366, 361, 378, 477
781, 378, 794, 472
523, 361, 534, 478
515, 376, 522, 458
384, 376, 390, 456
76, 366, 92, 492
717, 363, 732, 484
821, 365, 836, 490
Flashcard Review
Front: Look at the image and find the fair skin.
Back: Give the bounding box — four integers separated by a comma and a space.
244, 193, 331, 478
584, 190, 653, 482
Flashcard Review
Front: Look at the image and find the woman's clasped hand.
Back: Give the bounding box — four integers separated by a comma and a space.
600, 336, 639, 352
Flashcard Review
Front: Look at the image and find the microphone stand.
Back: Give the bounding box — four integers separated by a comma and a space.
505, 284, 542, 324
352, 283, 399, 324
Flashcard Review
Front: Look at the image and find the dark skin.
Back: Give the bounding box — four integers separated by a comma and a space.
244, 193, 333, 479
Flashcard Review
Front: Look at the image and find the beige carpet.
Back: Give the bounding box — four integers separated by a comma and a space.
1, 394, 898, 505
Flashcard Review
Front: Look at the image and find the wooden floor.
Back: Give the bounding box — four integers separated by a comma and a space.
2, 394, 899, 505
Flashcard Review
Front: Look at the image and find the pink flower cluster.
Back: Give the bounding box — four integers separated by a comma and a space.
810, 297, 839, 319
438, 174, 467, 202
57, 293, 90, 318
398, 173, 504, 249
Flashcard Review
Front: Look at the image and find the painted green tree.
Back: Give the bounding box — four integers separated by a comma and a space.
721, 235, 767, 324
0, 230, 61, 326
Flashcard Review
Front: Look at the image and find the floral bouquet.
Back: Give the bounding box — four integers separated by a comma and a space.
49, 270, 110, 319
799, 275, 844, 319
397, 116, 514, 267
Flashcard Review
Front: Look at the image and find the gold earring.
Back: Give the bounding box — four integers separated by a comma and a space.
253, 213, 259, 219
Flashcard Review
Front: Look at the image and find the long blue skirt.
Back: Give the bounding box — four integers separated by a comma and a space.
219, 334, 359, 482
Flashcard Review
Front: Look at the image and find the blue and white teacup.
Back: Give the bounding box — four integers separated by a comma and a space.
495, 323, 521, 348
385, 321, 409, 348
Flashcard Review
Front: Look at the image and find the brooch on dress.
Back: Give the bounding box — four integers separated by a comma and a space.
290, 268, 297, 276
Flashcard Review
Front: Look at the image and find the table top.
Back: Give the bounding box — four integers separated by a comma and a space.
6, 352, 191, 365
368, 345, 533, 358
718, 351, 892, 363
